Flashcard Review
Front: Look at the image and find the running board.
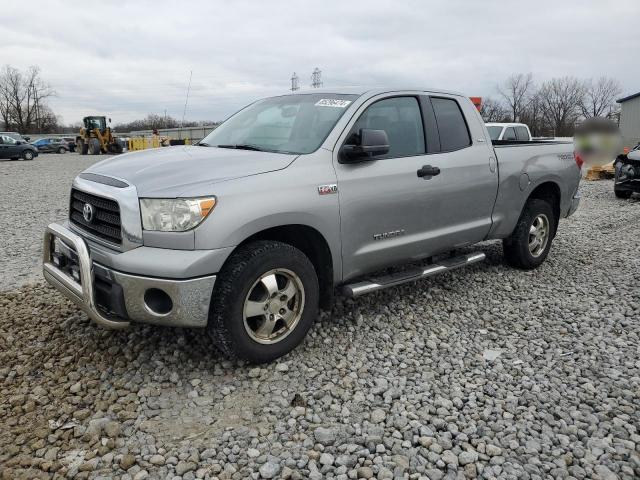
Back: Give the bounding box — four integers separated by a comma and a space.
342, 252, 486, 298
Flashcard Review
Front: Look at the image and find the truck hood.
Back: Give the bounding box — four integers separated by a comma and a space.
85, 146, 297, 197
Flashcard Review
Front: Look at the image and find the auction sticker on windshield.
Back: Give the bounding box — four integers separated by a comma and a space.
315, 99, 352, 108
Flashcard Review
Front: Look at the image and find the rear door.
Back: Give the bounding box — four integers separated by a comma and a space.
418, 95, 498, 252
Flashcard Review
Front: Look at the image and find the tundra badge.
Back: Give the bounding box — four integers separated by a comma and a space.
317, 184, 338, 195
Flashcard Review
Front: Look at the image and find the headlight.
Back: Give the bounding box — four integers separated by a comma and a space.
140, 197, 216, 232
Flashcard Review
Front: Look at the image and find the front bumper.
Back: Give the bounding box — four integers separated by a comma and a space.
43, 223, 216, 329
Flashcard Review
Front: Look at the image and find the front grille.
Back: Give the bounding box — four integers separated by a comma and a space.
69, 189, 122, 245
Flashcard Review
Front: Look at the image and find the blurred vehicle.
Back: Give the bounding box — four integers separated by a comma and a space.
0, 134, 38, 160
0, 131, 30, 143
62, 137, 77, 152
486, 123, 532, 141
31, 137, 69, 154
614, 142, 640, 198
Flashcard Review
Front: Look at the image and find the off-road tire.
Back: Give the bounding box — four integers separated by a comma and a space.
22, 150, 34, 161
503, 198, 556, 270
614, 188, 632, 199
207, 240, 319, 363
88, 138, 101, 155
77, 139, 88, 155
108, 142, 123, 154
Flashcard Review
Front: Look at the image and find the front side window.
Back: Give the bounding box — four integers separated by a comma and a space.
431, 97, 471, 151
346, 96, 425, 158
201, 93, 358, 155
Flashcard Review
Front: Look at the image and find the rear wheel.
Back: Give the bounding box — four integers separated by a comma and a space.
614, 189, 632, 199
207, 240, 319, 363
22, 150, 34, 161
503, 198, 556, 270
88, 138, 101, 155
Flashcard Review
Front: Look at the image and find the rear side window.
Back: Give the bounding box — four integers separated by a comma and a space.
348, 96, 425, 158
515, 126, 530, 141
431, 98, 471, 151
503, 127, 517, 141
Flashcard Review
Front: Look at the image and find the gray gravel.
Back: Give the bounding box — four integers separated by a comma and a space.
1, 176, 640, 479
0, 153, 107, 291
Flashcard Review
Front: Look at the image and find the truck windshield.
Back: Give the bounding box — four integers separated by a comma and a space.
486, 126, 502, 140
200, 94, 358, 154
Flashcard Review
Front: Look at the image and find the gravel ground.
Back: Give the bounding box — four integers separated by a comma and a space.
0, 153, 107, 291
1, 175, 640, 479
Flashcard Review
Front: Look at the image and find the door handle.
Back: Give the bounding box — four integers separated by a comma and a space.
417, 165, 441, 179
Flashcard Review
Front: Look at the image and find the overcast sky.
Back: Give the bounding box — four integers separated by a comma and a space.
2, 0, 639, 124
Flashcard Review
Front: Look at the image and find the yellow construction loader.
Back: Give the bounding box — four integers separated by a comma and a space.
76, 116, 123, 155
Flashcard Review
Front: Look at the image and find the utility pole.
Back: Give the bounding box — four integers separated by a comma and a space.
291, 72, 299, 92
311, 68, 323, 88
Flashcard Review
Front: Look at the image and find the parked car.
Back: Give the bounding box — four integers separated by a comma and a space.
0, 134, 38, 160
43, 88, 581, 362
486, 122, 532, 141
62, 137, 77, 153
31, 137, 69, 153
614, 142, 640, 198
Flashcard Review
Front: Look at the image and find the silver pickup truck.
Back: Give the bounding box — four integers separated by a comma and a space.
43, 88, 581, 362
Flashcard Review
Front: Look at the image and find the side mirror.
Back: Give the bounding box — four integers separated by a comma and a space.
340, 129, 390, 163
108, 118, 112, 123
16, 140, 23, 145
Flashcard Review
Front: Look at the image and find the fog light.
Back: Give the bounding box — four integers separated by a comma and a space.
144, 288, 173, 315
70, 266, 81, 283
52, 252, 67, 268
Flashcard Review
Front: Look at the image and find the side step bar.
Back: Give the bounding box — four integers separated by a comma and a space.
342, 252, 485, 298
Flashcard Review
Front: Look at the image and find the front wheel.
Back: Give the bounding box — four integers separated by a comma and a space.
57, 147, 66, 154
207, 240, 319, 363
503, 198, 556, 270
22, 150, 34, 161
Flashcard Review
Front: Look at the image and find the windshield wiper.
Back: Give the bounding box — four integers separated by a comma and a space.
216, 144, 264, 151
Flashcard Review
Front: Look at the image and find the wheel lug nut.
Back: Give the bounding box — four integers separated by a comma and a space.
269, 314, 275, 320
279, 308, 286, 314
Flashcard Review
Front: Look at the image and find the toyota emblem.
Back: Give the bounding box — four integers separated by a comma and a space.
82, 203, 95, 223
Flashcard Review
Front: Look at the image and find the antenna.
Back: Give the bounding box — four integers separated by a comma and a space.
311, 67, 323, 88
180, 70, 193, 138
291, 72, 299, 92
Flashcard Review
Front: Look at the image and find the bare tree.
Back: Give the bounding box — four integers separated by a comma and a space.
520, 92, 546, 137
497, 73, 534, 122
0, 65, 55, 132
580, 77, 622, 118
479, 97, 508, 123
538, 76, 585, 137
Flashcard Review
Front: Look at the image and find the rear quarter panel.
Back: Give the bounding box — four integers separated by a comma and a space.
489, 143, 580, 238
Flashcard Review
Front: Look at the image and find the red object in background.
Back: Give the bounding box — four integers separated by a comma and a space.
469, 97, 482, 111
574, 152, 584, 169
